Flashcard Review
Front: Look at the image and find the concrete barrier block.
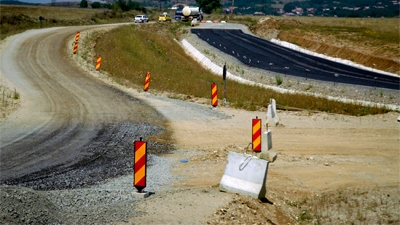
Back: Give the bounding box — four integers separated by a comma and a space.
220, 152, 269, 199
266, 102, 279, 126
261, 130, 272, 151
260, 150, 277, 162
271, 98, 277, 114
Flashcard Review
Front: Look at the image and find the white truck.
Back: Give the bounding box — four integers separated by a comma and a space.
176, 6, 203, 22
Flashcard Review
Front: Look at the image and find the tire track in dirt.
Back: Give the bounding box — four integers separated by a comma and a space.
0, 25, 167, 186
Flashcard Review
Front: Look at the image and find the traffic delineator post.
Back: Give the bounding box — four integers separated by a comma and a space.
75, 31, 80, 42
252, 116, 261, 152
96, 56, 102, 71
143, 72, 150, 91
133, 137, 147, 193
73, 41, 78, 54
211, 83, 218, 107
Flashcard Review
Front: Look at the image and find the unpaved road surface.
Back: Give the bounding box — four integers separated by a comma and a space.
0, 24, 169, 188
0, 23, 399, 225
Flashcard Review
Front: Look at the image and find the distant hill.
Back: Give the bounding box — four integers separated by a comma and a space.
1, 0, 397, 17
219, 0, 398, 17
278, 0, 399, 17
0, 0, 37, 5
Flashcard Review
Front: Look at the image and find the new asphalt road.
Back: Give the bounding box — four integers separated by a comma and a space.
192, 28, 400, 90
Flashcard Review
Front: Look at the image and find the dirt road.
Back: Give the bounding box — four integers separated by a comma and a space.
0, 24, 168, 187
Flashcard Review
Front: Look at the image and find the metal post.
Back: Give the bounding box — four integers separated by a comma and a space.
305, 69, 310, 80
334, 73, 339, 86
223, 63, 227, 106
284, 66, 289, 77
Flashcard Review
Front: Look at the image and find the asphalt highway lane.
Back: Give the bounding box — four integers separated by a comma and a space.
192, 28, 399, 90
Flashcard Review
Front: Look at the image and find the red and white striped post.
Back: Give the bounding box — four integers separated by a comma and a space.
133, 137, 147, 193
73, 41, 78, 54
96, 56, 102, 71
75, 31, 80, 42
252, 116, 261, 152
211, 83, 218, 107
143, 72, 150, 91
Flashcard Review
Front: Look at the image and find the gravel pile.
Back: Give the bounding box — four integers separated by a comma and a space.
2, 121, 170, 190
1, 154, 178, 224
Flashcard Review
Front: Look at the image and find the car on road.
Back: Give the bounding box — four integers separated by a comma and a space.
134, 15, 149, 23
158, 14, 171, 22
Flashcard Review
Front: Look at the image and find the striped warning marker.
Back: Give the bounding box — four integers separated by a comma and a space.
96, 56, 102, 71
133, 138, 147, 193
75, 31, 80, 42
143, 72, 150, 91
252, 116, 261, 152
73, 41, 78, 54
211, 83, 218, 107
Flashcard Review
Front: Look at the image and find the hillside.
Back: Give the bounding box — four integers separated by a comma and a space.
250, 16, 400, 75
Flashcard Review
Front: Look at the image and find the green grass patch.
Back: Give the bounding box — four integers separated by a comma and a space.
94, 23, 389, 116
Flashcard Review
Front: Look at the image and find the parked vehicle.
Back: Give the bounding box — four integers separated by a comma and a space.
134, 15, 149, 23
174, 9, 183, 20
158, 14, 172, 22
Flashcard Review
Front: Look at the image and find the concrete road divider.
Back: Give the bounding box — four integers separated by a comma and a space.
260, 129, 277, 162
266, 98, 279, 126
220, 151, 269, 199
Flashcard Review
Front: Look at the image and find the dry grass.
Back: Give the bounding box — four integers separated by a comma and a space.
0, 5, 101, 20
293, 186, 399, 224
94, 23, 390, 115
276, 17, 399, 56
0, 5, 137, 39
0, 85, 20, 120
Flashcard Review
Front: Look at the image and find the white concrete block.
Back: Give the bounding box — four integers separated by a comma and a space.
260, 150, 277, 162
261, 130, 272, 151
266, 102, 279, 126
220, 152, 269, 199
271, 98, 277, 114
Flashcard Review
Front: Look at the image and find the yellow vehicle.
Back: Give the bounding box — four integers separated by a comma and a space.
158, 14, 172, 22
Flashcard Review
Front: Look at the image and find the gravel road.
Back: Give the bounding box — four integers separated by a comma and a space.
0, 24, 169, 183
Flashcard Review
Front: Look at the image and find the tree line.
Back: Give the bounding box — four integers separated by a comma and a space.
79, 0, 146, 12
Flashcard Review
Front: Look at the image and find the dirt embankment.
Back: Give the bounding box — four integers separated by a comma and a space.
251, 17, 400, 75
